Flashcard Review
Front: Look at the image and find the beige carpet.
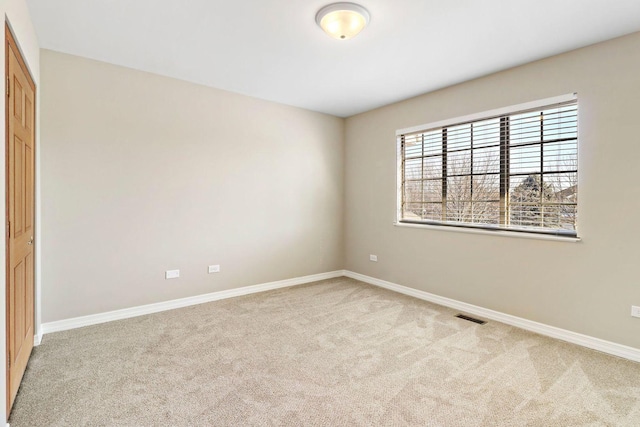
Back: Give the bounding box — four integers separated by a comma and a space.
9, 277, 640, 426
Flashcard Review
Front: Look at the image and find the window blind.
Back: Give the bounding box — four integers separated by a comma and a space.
398, 96, 578, 236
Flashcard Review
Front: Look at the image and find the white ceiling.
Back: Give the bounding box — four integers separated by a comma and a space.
26, 0, 640, 117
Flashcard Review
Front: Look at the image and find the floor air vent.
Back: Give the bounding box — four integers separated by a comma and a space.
455, 314, 487, 325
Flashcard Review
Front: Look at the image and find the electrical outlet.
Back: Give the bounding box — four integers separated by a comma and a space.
632, 306, 640, 318
208, 265, 220, 273
369, 254, 378, 262
165, 269, 180, 279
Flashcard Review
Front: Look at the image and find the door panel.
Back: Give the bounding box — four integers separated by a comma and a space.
13, 136, 23, 237
12, 260, 24, 358
25, 140, 33, 232
12, 78, 21, 122
6, 25, 36, 415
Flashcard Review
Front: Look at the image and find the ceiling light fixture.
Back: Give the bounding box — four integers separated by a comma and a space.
316, 3, 370, 40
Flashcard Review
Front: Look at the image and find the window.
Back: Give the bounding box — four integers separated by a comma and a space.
397, 94, 578, 237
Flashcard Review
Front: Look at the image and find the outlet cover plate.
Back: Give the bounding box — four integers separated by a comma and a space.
632, 306, 640, 318
208, 265, 220, 273
369, 254, 378, 262
165, 269, 180, 279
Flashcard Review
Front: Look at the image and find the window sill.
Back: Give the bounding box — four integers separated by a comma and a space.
393, 221, 581, 243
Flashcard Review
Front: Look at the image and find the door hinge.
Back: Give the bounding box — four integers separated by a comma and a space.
6, 221, 10, 238
6, 76, 9, 97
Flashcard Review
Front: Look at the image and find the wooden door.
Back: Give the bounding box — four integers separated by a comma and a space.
5, 25, 35, 414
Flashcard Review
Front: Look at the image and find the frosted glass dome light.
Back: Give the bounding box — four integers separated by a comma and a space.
316, 3, 370, 40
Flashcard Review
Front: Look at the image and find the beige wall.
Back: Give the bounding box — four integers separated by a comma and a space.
40, 31, 640, 350
345, 32, 640, 349
40, 50, 344, 323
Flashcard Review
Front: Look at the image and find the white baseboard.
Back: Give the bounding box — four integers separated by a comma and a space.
41, 270, 344, 335
33, 333, 42, 347
38, 269, 640, 363
344, 270, 640, 363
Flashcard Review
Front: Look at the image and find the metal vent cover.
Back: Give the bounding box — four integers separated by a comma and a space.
455, 314, 487, 325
